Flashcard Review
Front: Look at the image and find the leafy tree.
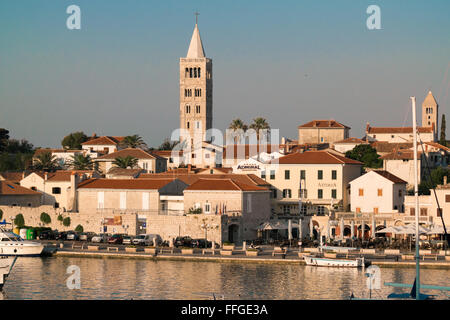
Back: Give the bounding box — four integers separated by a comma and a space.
418, 167, 450, 195
63, 217, 71, 227
0, 209, 3, 221
69, 154, 94, 170
345, 144, 382, 168
75, 224, 84, 233
158, 138, 179, 151
113, 156, 138, 169
5, 139, 34, 153
14, 214, 25, 228
57, 214, 63, 222
40, 212, 51, 225
0, 128, 10, 152
440, 114, 446, 147
33, 151, 60, 171
120, 134, 147, 149
61, 132, 88, 150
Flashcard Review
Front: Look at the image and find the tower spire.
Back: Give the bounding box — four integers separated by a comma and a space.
186, 13, 205, 58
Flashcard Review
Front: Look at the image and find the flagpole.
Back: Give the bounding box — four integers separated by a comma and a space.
412, 96, 420, 300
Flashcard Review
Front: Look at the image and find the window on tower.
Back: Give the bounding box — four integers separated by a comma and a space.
189, 68, 193, 78
185, 68, 189, 78
186, 105, 190, 113
187, 122, 190, 129
198, 67, 201, 78
196, 105, 200, 113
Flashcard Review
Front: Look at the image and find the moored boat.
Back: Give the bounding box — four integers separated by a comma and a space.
0, 226, 44, 256
304, 254, 364, 268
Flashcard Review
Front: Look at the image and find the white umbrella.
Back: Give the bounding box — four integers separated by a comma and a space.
372, 215, 376, 239
427, 225, 446, 235
298, 218, 303, 240
340, 218, 344, 239
351, 220, 355, 238
309, 219, 314, 238
288, 219, 292, 240
376, 226, 399, 234
361, 220, 366, 240
242, 241, 246, 251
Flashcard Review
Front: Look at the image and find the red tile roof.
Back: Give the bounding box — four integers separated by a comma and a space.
0, 172, 25, 184
380, 150, 422, 160
274, 151, 363, 165
185, 179, 268, 191
298, 120, 350, 129
81, 136, 124, 146
222, 144, 281, 159
78, 178, 176, 190
372, 170, 407, 184
371, 141, 413, 153
139, 173, 271, 187
97, 148, 157, 160
334, 137, 368, 144
0, 181, 41, 196
367, 126, 433, 134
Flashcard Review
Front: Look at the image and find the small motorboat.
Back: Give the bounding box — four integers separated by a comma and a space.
0, 226, 44, 256
0, 256, 17, 291
304, 254, 365, 268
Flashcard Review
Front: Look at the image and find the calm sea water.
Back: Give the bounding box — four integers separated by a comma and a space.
1, 256, 450, 300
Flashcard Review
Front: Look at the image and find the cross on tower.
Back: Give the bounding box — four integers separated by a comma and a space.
194, 11, 200, 25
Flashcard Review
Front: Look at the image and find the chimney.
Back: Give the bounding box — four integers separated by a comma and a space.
187, 164, 192, 173
444, 176, 448, 185
44, 172, 48, 181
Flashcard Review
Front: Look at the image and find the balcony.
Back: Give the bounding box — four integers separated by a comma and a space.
403, 216, 433, 223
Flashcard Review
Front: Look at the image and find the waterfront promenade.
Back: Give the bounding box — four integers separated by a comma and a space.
41, 241, 450, 269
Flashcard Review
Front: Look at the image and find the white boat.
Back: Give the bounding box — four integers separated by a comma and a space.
0, 256, 17, 291
304, 255, 364, 268
0, 227, 44, 256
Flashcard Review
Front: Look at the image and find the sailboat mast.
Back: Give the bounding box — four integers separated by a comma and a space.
411, 96, 420, 299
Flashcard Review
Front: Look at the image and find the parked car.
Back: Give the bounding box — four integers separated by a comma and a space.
38, 230, 58, 240
122, 235, 133, 245
91, 233, 110, 243
190, 239, 209, 248
108, 234, 124, 245
132, 234, 161, 246
56, 231, 68, 241
66, 231, 79, 241
79, 232, 96, 241
174, 236, 192, 248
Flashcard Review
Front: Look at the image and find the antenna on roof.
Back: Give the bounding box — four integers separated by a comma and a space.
194, 11, 199, 25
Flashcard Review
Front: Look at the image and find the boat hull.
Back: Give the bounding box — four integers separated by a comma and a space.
0, 243, 44, 256
304, 255, 363, 267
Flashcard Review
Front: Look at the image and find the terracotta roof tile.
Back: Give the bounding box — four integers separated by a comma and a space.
81, 136, 124, 146
334, 137, 368, 144
0, 172, 25, 183
139, 173, 271, 187
367, 126, 433, 134
78, 178, 176, 190
298, 120, 350, 129
97, 148, 157, 160
273, 151, 363, 165
372, 170, 407, 184
380, 150, 422, 160
0, 181, 41, 196
185, 179, 268, 191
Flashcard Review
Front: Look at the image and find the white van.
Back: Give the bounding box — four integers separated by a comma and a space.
132, 234, 162, 246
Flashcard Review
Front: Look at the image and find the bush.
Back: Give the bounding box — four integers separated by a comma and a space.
187, 207, 202, 215
0, 209, 3, 221
40, 212, 51, 225
75, 224, 83, 233
14, 214, 25, 228
63, 217, 71, 227
57, 214, 63, 222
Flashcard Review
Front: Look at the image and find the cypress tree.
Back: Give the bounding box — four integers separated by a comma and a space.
440, 114, 446, 146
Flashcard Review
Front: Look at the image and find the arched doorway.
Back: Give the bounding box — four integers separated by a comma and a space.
343, 225, 351, 237
312, 220, 319, 240
228, 224, 239, 243
357, 225, 371, 240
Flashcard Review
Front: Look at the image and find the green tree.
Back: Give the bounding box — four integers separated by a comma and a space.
75, 224, 84, 233
418, 167, 450, 195
33, 151, 60, 171
249, 117, 270, 142
5, 139, 34, 153
113, 156, 138, 169
63, 217, 71, 227
57, 214, 63, 222
345, 144, 382, 168
228, 119, 248, 143
158, 138, 179, 151
0, 128, 10, 152
40, 212, 51, 225
14, 214, 25, 228
440, 114, 446, 147
120, 134, 147, 149
69, 154, 94, 170
0, 209, 3, 221
61, 132, 88, 150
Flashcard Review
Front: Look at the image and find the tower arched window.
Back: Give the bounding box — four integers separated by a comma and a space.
198, 67, 201, 78
186, 105, 190, 113
196, 105, 200, 113
189, 68, 193, 78
185, 68, 189, 78
187, 122, 190, 129
193, 68, 197, 78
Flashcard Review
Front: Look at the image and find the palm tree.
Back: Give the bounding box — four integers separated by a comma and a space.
69, 154, 94, 170
33, 151, 60, 171
113, 156, 138, 169
120, 135, 147, 149
228, 119, 248, 143
249, 117, 270, 143
159, 138, 179, 151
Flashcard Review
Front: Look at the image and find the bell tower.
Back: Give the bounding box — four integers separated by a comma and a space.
179, 16, 213, 145
421, 91, 438, 141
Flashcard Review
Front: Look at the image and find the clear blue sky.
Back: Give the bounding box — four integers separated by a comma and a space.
1, 0, 449, 148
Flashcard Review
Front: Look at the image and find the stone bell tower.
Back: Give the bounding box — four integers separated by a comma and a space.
422, 91, 438, 141
179, 17, 213, 145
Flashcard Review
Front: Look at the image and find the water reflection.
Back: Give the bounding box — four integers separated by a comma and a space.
2, 257, 450, 300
